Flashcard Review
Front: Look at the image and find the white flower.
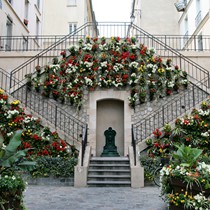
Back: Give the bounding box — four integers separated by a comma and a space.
198, 109, 210, 116
82, 43, 92, 51
84, 61, 93, 68
84, 77, 93, 86
7, 132, 13, 137
101, 61, 108, 67
131, 44, 137, 50
201, 132, 209, 137
147, 64, 153, 69
0, 99, 6, 105
6, 110, 19, 119
129, 61, 138, 68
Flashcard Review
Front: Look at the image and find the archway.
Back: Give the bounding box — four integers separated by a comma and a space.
96, 99, 124, 156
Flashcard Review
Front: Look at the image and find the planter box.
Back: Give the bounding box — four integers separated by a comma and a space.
170, 178, 210, 197
0, 190, 23, 210
169, 205, 191, 210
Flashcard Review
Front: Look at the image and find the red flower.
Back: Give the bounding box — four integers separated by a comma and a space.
129, 54, 136, 60
153, 128, 162, 138
121, 52, 129, 59
42, 149, 49, 155
32, 134, 42, 141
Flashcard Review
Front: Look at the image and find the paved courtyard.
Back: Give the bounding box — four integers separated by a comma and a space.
24, 185, 168, 210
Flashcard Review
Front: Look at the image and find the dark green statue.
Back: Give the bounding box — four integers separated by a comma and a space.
101, 127, 120, 157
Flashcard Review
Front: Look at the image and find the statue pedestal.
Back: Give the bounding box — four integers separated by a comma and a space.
101, 127, 120, 157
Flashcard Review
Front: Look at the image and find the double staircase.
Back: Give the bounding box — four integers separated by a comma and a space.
0, 23, 210, 188
87, 157, 131, 187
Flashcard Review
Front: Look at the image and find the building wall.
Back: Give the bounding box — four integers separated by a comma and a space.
0, 0, 43, 37
42, 0, 95, 35
179, 0, 210, 36
138, 0, 179, 35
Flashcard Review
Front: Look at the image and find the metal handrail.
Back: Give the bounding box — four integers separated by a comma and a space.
2, 34, 210, 52
0, 35, 65, 51
0, 68, 86, 143
129, 24, 209, 88
81, 124, 88, 166
133, 79, 209, 143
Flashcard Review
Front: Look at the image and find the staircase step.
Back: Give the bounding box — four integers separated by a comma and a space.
88, 157, 131, 187
88, 174, 131, 178
88, 169, 130, 172
87, 180, 131, 187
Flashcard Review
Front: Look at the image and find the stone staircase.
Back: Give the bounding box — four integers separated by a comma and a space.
87, 157, 131, 187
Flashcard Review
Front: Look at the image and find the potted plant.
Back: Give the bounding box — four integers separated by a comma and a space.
25, 73, 32, 91
160, 145, 210, 210
0, 130, 36, 210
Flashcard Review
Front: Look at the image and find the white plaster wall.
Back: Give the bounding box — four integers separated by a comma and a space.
42, 0, 87, 35
179, 0, 210, 35
87, 89, 132, 157
140, 0, 179, 35
0, 0, 43, 37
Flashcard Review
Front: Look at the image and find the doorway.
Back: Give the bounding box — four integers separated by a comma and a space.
96, 99, 124, 156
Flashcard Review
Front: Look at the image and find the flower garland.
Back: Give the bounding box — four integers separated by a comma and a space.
28, 36, 189, 108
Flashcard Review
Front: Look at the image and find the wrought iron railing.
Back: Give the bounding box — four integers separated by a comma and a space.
0, 35, 67, 51
9, 22, 210, 89
132, 80, 209, 143
0, 68, 87, 144
128, 24, 209, 88
2, 34, 210, 52
81, 124, 88, 166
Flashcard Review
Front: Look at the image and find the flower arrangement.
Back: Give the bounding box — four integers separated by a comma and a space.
160, 145, 210, 210
141, 98, 210, 209
28, 36, 189, 108
0, 89, 77, 159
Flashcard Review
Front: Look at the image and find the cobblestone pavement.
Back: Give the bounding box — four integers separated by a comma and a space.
24, 185, 168, 210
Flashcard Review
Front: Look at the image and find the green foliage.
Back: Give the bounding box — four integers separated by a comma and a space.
31, 156, 77, 178
172, 144, 203, 168
0, 130, 36, 174
0, 173, 26, 210
140, 155, 161, 182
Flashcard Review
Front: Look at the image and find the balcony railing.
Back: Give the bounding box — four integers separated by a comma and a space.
2, 34, 210, 52
0, 35, 66, 51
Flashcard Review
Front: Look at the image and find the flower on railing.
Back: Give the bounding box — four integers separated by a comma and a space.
0, 90, 78, 159
28, 37, 189, 108
23, 19, 28, 26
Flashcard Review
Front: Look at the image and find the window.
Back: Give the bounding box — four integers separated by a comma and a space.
183, 16, 188, 45
24, 0, 29, 20
195, 0, 201, 27
69, 23, 77, 33
67, 0, 77, 6
37, 0, 40, 9
36, 16, 40, 39
198, 34, 203, 51
6, 16, 13, 51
